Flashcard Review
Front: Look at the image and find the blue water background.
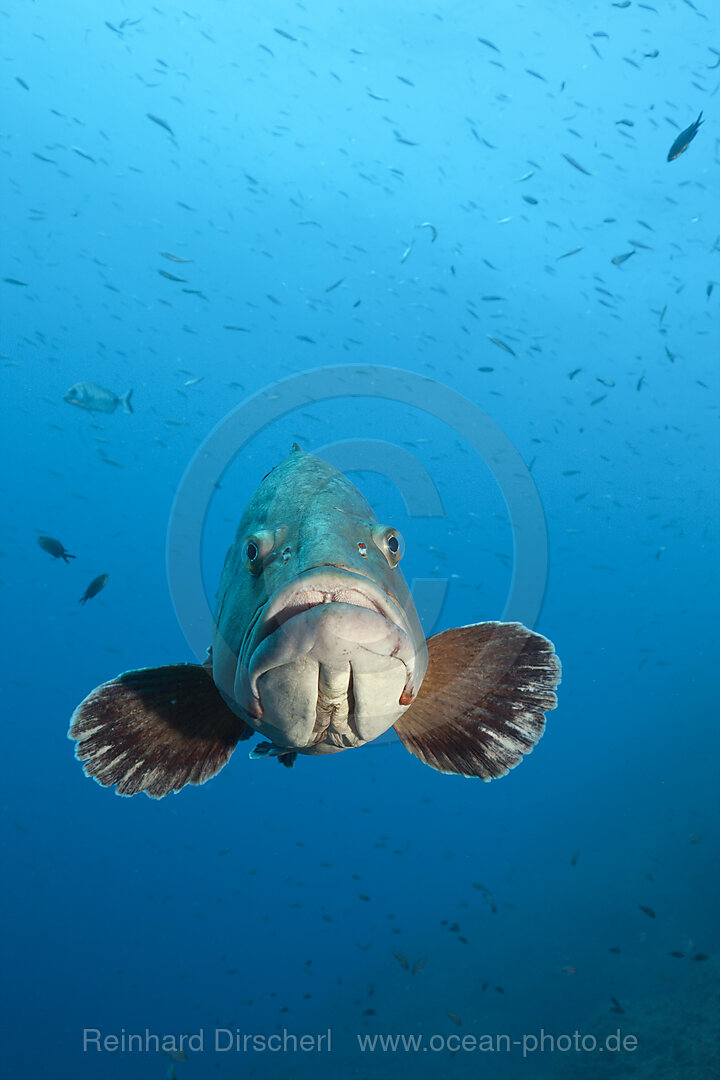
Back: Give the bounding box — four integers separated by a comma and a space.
2, 2, 718, 1077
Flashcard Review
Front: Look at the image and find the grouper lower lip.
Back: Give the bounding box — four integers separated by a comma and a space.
234, 566, 418, 719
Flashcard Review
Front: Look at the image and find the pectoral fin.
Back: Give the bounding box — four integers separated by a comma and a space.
68, 664, 252, 798
394, 622, 560, 779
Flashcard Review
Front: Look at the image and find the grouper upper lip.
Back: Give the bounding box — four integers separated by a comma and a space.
246, 564, 412, 657
233, 565, 418, 717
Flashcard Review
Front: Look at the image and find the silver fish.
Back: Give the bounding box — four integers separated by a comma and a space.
69, 447, 560, 797
64, 382, 133, 414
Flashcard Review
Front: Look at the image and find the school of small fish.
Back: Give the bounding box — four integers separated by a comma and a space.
4, 0, 716, 1061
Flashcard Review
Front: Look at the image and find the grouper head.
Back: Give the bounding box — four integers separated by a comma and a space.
211, 447, 429, 754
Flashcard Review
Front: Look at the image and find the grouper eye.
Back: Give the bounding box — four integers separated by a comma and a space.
371, 525, 404, 568
242, 530, 274, 574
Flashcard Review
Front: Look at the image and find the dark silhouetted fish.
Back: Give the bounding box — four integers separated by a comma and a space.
147, 113, 174, 136
38, 536, 75, 562
667, 112, 703, 161
79, 573, 109, 606
69, 448, 560, 797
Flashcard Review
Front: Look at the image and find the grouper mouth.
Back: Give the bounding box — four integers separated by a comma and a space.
233, 566, 422, 746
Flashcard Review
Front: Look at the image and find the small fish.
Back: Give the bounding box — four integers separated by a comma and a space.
72, 147, 96, 163
159, 269, 187, 282
472, 882, 498, 913
68, 448, 560, 796
568, 368, 582, 379
447, 1012, 462, 1026
274, 28, 297, 41
638, 904, 656, 919
570, 850, 580, 866
324, 278, 345, 293
477, 37, 500, 52
161, 252, 193, 263
64, 382, 134, 415
15, 76, 30, 90
183, 377, 204, 387
557, 247, 584, 260
668, 951, 684, 958
3, 277, 28, 286
608, 947, 621, 954
609, 997, 625, 1014
644, 49, 659, 58
79, 573, 109, 606
38, 536, 75, 562
693, 953, 709, 962
296, 334, 315, 343
164, 1048, 187, 1062
562, 154, 593, 176
147, 113, 175, 137
611, 251, 635, 266
417, 222, 438, 242
400, 242, 414, 263
487, 336, 517, 357
411, 957, 426, 975
667, 112, 703, 161
223, 324, 251, 332
393, 951, 409, 970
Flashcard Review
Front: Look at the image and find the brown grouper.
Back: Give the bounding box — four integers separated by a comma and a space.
69, 447, 560, 796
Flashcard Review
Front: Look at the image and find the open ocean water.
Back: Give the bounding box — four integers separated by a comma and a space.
2, 2, 718, 1078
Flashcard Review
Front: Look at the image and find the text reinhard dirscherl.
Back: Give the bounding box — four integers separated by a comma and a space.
82, 1028, 639, 1058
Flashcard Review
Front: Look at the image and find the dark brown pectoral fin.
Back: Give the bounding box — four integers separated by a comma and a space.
394, 623, 560, 779
68, 664, 252, 798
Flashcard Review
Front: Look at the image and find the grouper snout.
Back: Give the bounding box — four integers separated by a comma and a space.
228, 566, 423, 751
